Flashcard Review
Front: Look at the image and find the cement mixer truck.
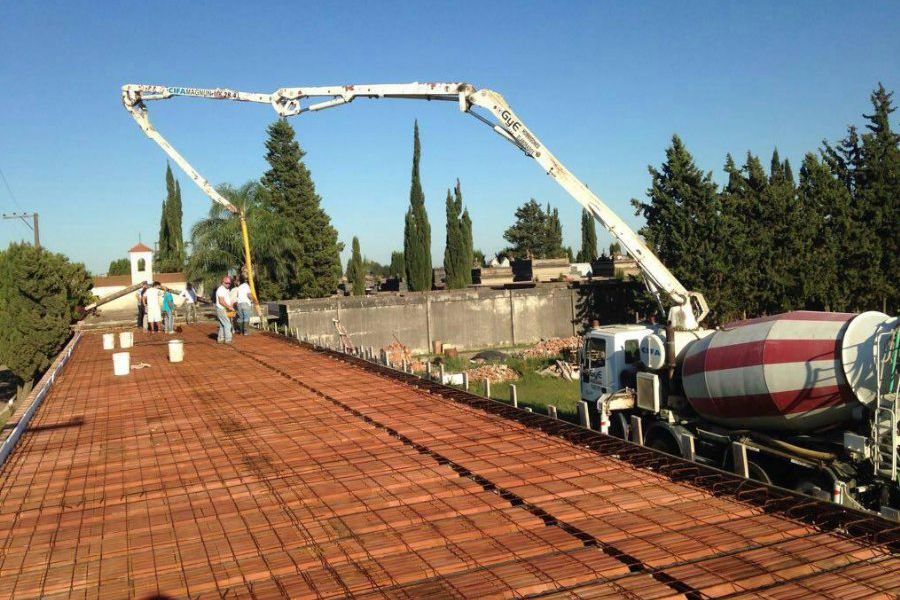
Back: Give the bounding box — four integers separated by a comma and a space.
119, 80, 899, 517
581, 310, 900, 518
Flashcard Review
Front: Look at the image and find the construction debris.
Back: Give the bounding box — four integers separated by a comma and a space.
465, 364, 519, 383
521, 336, 581, 359
382, 340, 426, 372
537, 360, 580, 381
383, 340, 411, 365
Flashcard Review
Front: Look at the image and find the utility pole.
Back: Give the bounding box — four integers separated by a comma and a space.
2, 212, 40, 248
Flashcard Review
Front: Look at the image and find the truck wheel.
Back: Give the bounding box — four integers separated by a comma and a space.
647, 435, 680, 456
747, 462, 772, 485
608, 413, 629, 440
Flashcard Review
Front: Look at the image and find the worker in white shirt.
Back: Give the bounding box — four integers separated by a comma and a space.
180, 282, 198, 324
215, 276, 234, 344
234, 275, 258, 335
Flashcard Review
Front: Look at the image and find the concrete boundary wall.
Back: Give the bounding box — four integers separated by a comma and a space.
279, 284, 583, 353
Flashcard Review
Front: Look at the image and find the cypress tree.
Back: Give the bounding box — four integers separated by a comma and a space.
157, 197, 169, 267
403, 121, 432, 291
347, 236, 365, 296
577, 208, 597, 262
461, 205, 474, 285
170, 179, 184, 268
157, 163, 177, 270
548, 207, 565, 258
443, 189, 462, 288
389, 251, 405, 279
261, 118, 343, 298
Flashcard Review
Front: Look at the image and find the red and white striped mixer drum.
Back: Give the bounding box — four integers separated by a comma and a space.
682, 311, 896, 432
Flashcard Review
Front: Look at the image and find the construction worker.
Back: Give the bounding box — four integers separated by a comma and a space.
144, 281, 163, 334
180, 282, 198, 324
234, 275, 257, 335
161, 287, 176, 334
215, 276, 234, 344
135, 281, 148, 329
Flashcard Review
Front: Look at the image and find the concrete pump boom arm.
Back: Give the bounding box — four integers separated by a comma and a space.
121, 82, 708, 328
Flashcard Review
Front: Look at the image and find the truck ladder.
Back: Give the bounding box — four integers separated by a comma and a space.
873, 329, 900, 481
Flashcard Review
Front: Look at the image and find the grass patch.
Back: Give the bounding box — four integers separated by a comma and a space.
445, 355, 581, 422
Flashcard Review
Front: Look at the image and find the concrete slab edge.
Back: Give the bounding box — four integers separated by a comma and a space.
0, 332, 82, 470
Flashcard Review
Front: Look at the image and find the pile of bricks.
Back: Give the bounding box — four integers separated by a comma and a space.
382, 340, 411, 365
465, 363, 519, 383
521, 335, 582, 358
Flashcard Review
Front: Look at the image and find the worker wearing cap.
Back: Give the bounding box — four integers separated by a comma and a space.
215, 276, 234, 344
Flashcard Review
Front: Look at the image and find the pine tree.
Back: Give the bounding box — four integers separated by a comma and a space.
821, 84, 899, 312
577, 209, 597, 262
716, 154, 756, 320
261, 118, 343, 298
608, 241, 622, 256
797, 153, 853, 311
504, 199, 547, 258
859, 83, 900, 311
347, 237, 365, 296
632, 135, 723, 320
759, 148, 803, 313
403, 121, 432, 291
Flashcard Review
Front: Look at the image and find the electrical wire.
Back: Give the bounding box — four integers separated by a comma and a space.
0, 165, 23, 210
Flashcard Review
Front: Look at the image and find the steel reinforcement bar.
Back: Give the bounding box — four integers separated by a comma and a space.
265, 330, 900, 555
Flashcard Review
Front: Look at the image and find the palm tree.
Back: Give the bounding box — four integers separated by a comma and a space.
186, 181, 300, 300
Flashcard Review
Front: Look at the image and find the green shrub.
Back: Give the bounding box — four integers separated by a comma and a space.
0, 243, 92, 384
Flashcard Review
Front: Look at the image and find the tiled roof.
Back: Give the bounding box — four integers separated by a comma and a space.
129, 242, 152, 253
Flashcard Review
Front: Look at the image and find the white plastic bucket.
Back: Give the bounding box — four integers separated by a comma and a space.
112, 352, 130, 376
119, 331, 133, 349
168, 340, 184, 363
102, 333, 115, 350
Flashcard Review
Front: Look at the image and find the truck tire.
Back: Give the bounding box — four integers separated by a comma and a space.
747, 461, 772, 485
647, 435, 680, 456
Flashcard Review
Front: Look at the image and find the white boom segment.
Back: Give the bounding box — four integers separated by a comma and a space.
122, 82, 708, 328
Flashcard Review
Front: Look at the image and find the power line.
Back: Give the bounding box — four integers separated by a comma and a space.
0, 165, 23, 211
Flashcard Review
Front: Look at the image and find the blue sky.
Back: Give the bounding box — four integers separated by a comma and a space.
1, 1, 897, 274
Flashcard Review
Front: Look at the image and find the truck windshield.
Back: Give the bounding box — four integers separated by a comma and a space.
586, 338, 606, 368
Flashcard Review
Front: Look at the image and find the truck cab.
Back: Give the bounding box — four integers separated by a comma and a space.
580, 325, 655, 407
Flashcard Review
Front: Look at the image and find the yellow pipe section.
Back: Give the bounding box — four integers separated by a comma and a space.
239, 211, 263, 318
